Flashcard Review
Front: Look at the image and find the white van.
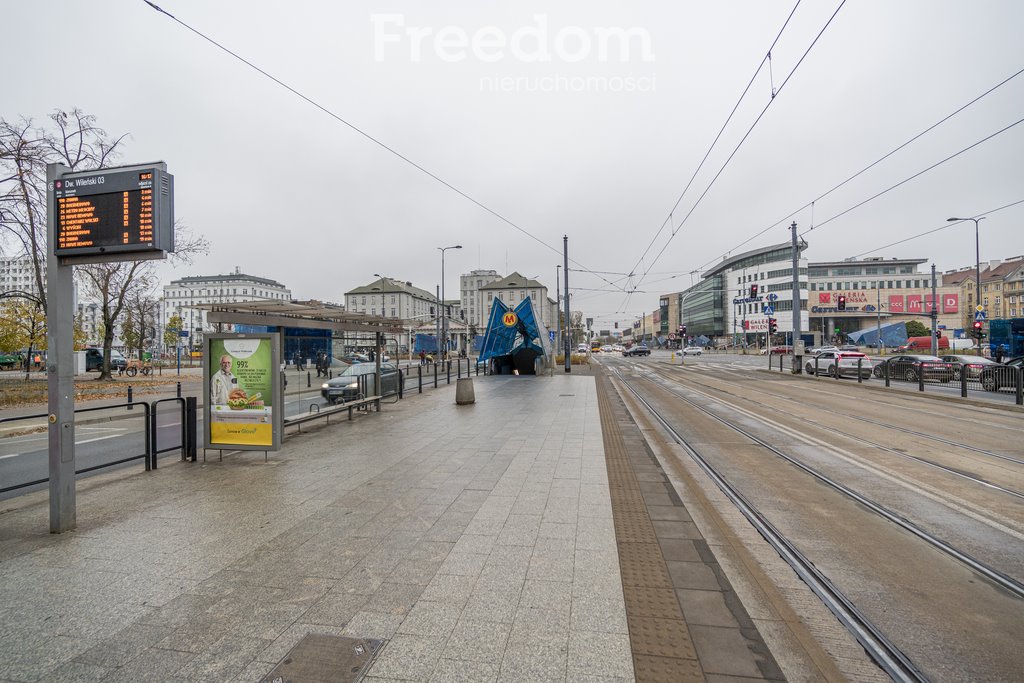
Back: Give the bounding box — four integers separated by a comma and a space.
950, 338, 976, 351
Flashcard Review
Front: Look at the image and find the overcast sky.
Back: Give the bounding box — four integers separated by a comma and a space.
5, 1, 1023, 328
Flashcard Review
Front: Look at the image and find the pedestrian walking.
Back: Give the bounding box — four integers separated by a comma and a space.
419, 350, 426, 365
995, 344, 1005, 363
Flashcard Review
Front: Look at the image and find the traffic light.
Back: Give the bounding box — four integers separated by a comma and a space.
972, 320, 984, 338
837, 295, 846, 311
749, 284, 759, 298
769, 318, 777, 334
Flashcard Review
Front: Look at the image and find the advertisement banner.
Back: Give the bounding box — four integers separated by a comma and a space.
942, 293, 959, 313
205, 334, 281, 451
907, 295, 923, 313
889, 295, 905, 313
925, 295, 936, 313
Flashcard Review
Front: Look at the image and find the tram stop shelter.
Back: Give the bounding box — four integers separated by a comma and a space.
477, 297, 551, 375
197, 300, 405, 362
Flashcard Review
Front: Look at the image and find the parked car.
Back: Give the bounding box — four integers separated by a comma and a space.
321, 362, 402, 404
978, 356, 1024, 392
871, 354, 953, 382
939, 354, 999, 381
809, 346, 840, 356
85, 347, 127, 372
623, 345, 650, 357
681, 346, 703, 355
769, 345, 793, 354
805, 351, 873, 378
898, 336, 950, 352
576, 343, 588, 354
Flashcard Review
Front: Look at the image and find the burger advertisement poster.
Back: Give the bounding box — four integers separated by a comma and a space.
205, 333, 282, 450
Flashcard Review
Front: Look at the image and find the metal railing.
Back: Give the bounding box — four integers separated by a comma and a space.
0, 402, 151, 495
773, 352, 1024, 406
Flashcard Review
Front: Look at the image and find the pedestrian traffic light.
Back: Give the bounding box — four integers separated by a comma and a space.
837, 295, 846, 311
769, 318, 777, 334
749, 284, 759, 298
972, 320, 984, 337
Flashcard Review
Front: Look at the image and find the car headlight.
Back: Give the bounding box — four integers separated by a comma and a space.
321, 383, 330, 389
346, 382, 358, 389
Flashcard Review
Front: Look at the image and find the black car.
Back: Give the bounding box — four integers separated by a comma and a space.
622, 345, 650, 357
978, 356, 1024, 392
321, 362, 402, 404
871, 354, 953, 382
85, 347, 127, 372
939, 354, 1000, 381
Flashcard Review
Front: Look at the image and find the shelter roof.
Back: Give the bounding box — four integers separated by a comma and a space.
198, 299, 405, 334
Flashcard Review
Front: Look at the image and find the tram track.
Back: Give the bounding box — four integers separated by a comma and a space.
607, 362, 1024, 681
679, 362, 1024, 466
645, 366, 1024, 503
610, 368, 928, 683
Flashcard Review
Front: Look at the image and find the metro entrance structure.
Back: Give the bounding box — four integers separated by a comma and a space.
477, 297, 551, 374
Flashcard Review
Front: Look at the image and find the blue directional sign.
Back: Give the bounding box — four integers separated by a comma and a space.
763, 305, 775, 316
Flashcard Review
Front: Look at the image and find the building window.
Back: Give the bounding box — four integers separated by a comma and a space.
362, 296, 366, 305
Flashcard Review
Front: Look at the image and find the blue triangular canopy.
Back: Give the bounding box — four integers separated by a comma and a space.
478, 297, 550, 364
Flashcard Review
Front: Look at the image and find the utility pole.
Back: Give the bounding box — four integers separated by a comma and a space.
790, 222, 803, 371
555, 264, 561, 361
930, 263, 938, 356
435, 285, 441, 359
563, 235, 571, 373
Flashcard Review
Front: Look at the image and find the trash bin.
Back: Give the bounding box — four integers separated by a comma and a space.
455, 377, 475, 405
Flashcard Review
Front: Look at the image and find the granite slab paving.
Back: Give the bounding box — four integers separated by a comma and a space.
0, 373, 634, 682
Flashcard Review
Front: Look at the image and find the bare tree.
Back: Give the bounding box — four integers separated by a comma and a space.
2, 109, 207, 379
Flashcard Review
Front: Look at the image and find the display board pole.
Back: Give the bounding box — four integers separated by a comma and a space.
46, 163, 76, 533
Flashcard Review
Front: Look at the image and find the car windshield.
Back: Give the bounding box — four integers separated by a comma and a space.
340, 363, 395, 377
907, 355, 943, 362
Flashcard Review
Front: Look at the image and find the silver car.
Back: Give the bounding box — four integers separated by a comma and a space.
806, 351, 873, 379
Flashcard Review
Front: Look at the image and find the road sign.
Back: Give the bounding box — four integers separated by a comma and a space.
767, 293, 779, 301
976, 305, 984, 312
763, 305, 775, 316
549, 331, 555, 342
974, 311, 987, 322
502, 312, 518, 327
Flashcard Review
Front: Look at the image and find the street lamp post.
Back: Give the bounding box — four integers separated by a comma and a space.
438, 245, 461, 359
948, 216, 985, 355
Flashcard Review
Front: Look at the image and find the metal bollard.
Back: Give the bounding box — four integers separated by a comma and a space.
960, 365, 967, 398
176, 381, 181, 398
857, 358, 863, 383
307, 371, 311, 388
884, 359, 890, 387
185, 396, 198, 462
918, 362, 925, 392
434, 362, 438, 388
418, 364, 423, 393
127, 385, 134, 410
447, 360, 451, 385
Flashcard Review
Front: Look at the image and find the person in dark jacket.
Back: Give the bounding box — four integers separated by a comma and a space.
995, 344, 1005, 363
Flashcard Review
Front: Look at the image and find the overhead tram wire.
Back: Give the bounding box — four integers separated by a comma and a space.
140, 0, 626, 294
620, 0, 847, 314
625, 0, 803, 282
803, 115, 1024, 236
848, 197, 1024, 260
691, 64, 1024, 274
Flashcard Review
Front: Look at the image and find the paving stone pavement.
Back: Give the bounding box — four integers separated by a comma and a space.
0, 373, 633, 682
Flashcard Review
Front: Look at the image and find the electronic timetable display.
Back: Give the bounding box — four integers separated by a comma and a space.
53, 166, 174, 257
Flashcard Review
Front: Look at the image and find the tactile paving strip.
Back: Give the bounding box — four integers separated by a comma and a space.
596, 372, 705, 682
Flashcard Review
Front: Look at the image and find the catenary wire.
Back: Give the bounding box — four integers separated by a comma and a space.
620, 0, 847, 315
625, 0, 802, 284
140, 0, 627, 293
803, 116, 1024, 235
692, 65, 1024, 274
848, 198, 1024, 259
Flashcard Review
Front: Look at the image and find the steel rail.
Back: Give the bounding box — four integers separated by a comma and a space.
647, 366, 1024, 501
626, 368, 1024, 601
611, 368, 929, 683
